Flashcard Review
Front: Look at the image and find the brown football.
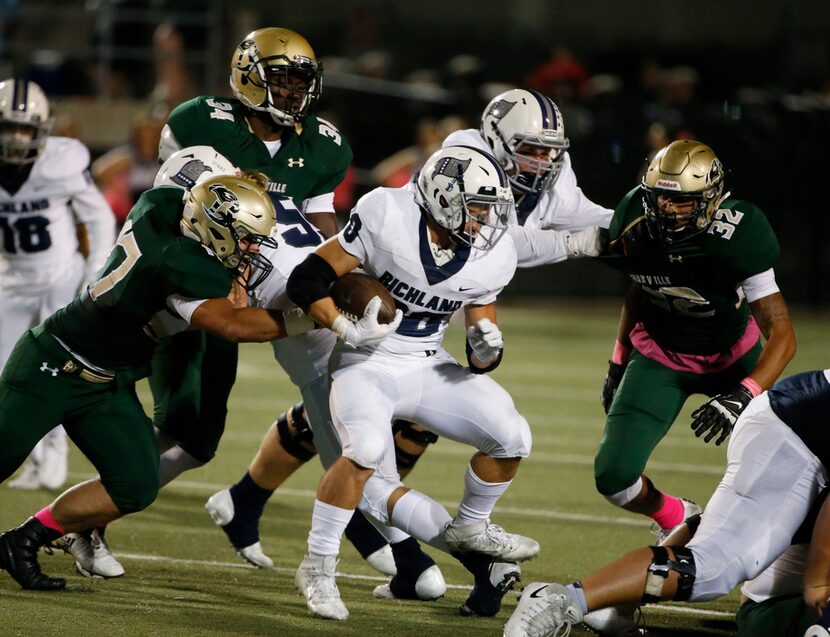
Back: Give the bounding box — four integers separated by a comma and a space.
329, 272, 397, 324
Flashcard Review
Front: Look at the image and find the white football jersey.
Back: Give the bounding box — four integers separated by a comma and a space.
249, 197, 336, 388
337, 186, 517, 355
0, 137, 115, 291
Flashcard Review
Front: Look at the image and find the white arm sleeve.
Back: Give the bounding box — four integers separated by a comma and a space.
506, 225, 569, 268
167, 295, 209, 324
740, 268, 780, 303
301, 192, 336, 214
71, 175, 117, 282
158, 124, 182, 162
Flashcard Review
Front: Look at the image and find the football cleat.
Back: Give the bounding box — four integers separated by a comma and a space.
37, 429, 68, 490
503, 582, 584, 637
445, 519, 540, 562
373, 564, 446, 601
583, 605, 644, 636
57, 527, 124, 578
0, 518, 66, 590
459, 558, 521, 617
365, 544, 397, 577
7, 460, 40, 490
652, 499, 702, 545
295, 554, 349, 620
205, 488, 274, 570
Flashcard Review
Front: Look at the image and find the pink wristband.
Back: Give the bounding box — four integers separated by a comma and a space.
740, 377, 763, 397
611, 341, 632, 365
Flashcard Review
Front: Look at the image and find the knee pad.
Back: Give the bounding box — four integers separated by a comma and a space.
392, 420, 438, 469
643, 545, 696, 603
276, 402, 317, 462
360, 475, 403, 525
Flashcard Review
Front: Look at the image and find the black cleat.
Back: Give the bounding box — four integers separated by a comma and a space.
0, 518, 66, 590
456, 552, 520, 617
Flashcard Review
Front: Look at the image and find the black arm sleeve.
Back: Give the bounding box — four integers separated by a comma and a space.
287, 253, 339, 312
465, 340, 504, 375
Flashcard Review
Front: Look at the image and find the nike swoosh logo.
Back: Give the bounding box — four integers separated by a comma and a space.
529, 585, 549, 599
459, 286, 474, 292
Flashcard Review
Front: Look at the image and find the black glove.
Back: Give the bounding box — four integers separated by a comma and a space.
601, 361, 627, 414
690, 385, 754, 445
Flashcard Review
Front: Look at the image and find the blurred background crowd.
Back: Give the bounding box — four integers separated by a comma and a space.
2, 0, 829, 303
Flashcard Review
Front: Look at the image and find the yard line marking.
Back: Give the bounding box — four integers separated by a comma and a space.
111, 552, 734, 620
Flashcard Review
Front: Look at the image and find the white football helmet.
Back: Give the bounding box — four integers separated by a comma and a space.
154, 146, 237, 189
416, 145, 513, 252
181, 174, 278, 291
480, 88, 569, 204
0, 79, 53, 164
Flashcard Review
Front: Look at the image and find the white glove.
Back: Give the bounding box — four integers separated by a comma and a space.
282, 307, 317, 336
331, 296, 403, 348
563, 226, 602, 258
466, 318, 503, 363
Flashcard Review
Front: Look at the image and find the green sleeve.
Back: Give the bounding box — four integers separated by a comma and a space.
608, 186, 643, 241
725, 201, 781, 279
161, 241, 232, 301
166, 97, 212, 149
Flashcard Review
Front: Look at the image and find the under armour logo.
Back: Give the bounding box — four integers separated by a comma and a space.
668, 254, 684, 263
287, 158, 304, 168
40, 362, 59, 377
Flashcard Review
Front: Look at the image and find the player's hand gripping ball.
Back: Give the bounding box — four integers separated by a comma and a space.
329, 273, 397, 324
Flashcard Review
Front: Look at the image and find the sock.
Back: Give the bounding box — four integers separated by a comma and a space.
343, 510, 388, 559
308, 499, 354, 557
569, 582, 589, 614
390, 489, 452, 553
388, 537, 436, 597
453, 464, 511, 525
157, 445, 205, 487
219, 472, 274, 547
34, 508, 64, 536
650, 493, 685, 530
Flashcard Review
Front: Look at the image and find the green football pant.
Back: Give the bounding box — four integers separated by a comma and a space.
736, 595, 815, 637
150, 331, 238, 463
0, 329, 159, 513
594, 344, 760, 497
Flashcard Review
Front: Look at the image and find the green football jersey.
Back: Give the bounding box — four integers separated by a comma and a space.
166, 96, 352, 204
45, 187, 232, 371
600, 186, 780, 355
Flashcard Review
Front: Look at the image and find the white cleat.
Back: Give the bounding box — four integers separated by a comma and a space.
445, 519, 540, 562
503, 582, 584, 637
205, 489, 274, 570
296, 554, 349, 620
372, 564, 447, 601
652, 498, 702, 545
38, 430, 68, 490
59, 528, 125, 578
8, 460, 40, 490
365, 544, 397, 576
583, 605, 644, 636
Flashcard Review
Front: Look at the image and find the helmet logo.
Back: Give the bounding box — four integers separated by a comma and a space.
170, 159, 212, 189
202, 184, 240, 225
486, 99, 516, 122
432, 156, 471, 192
655, 179, 682, 191
706, 159, 723, 186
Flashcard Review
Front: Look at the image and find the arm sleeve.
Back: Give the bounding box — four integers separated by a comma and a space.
167, 295, 208, 324
507, 224, 569, 268
71, 171, 117, 282
740, 268, 780, 303
302, 192, 336, 214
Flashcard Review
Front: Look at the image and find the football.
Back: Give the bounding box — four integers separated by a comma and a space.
329, 272, 397, 324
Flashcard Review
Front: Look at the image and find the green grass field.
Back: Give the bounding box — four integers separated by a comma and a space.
1, 300, 828, 636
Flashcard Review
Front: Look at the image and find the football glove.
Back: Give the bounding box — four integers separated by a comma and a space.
601, 360, 626, 414
466, 318, 503, 363
331, 296, 402, 348
690, 385, 754, 445
563, 226, 603, 259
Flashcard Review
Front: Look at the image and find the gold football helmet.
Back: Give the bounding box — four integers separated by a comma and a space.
642, 140, 726, 244
182, 175, 278, 291
229, 27, 322, 126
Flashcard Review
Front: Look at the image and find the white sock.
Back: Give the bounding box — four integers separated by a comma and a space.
453, 464, 511, 525
157, 446, 205, 487
390, 489, 452, 553
308, 499, 354, 557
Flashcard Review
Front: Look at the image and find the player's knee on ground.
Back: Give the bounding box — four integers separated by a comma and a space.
360, 474, 404, 524
392, 420, 438, 471
735, 595, 812, 637
105, 475, 160, 515
276, 402, 317, 462
642, 545, 696, 603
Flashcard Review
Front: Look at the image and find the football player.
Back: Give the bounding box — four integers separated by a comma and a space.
503, 368, 830, 637
288, 145, 539, 621
0, 79, 116, 491
592, 140, 795, 542
0, 171, 311, 591
118, 27, 395, 579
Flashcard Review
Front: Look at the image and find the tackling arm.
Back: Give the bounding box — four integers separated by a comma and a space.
189, 297, 287, 343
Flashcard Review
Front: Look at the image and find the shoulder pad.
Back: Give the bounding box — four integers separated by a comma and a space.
36, 137, 91, 181
442, 129, 489, 154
